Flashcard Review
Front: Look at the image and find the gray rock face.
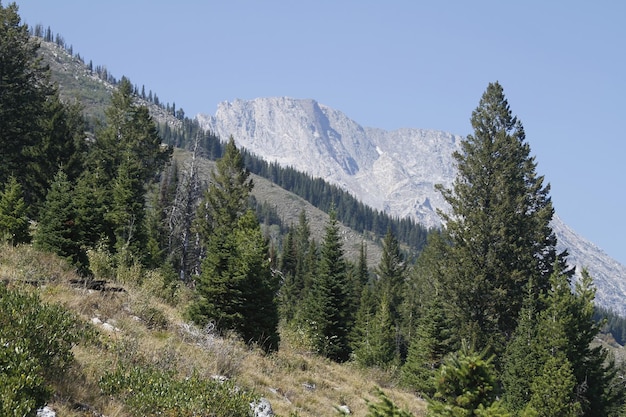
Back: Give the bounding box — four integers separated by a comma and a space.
198, 97, 626, 316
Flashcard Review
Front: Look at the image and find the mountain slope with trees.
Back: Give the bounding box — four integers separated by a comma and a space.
2, 3, 625, 415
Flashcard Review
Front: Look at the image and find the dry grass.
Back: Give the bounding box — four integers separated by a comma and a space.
2, 244, 426, 416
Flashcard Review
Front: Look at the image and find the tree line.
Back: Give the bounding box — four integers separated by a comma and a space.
2, 3, 626, 415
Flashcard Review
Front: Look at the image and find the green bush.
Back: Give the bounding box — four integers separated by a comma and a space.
0, 284, 88, 415
99, 364, 256, 416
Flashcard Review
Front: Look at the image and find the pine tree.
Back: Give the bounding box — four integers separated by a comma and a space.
167, 136, 203, 281
537, 267, 623, 416
195, 136, 252, 242
84, 77, 171, 263
366, 388, 414, 417
189, 137, 279, 351
427, 344, 510, 417
33, 170, 84, 266
375, 228, 407, 359
523, 354, 581, 417
434, 81, 560, 354
0, 176, 30, 245
501, 283, 542, 412
352, 293, 398, 368
401, 292, 454, 397
0, 3, 85, 210
302, 209, 351, 362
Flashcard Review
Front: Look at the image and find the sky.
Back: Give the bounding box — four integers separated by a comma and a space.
12, 1, 626, 265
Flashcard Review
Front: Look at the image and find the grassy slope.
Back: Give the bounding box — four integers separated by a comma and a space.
1, 244, 425, 416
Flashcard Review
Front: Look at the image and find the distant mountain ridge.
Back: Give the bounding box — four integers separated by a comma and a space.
197, 97, 626, 316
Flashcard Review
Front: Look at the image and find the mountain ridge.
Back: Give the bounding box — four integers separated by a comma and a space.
198, 97, 626, 316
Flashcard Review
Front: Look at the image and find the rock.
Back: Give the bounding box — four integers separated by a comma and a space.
337, 404, 351, 414
251, 397, 274, 417
37, 406, 56, 417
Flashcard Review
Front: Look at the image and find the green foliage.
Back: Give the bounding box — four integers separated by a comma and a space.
523, 354, 581, 417
301, 209, 352, 362
594, 305, 626, 346
99, 364, 256, 417
0, 176, 30, 245
0, 3, 86, 210
190, 138, 279, 351
34, 170, 85, 267
427, 344, 509, 417
0, 284, 88, 415
366, 388, 414, 417
401, 292, 454, 397
433, 81, 559, 355
352, 293, 398, 368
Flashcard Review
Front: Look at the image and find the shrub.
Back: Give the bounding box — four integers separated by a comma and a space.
0, 284, 89, 415
99, 363, 256, 416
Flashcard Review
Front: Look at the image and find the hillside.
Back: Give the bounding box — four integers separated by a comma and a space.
8, 22, 623, 416
181, 149, 384, 266
0, 244, 423, 416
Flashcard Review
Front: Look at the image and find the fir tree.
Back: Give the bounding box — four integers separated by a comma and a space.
33, 170, 84, 266
0, 176, 30, 245
427, 344, 510, 417
352, 293, 398, 368
500, 282, 542, 412
375, 228, 407, 359
189, 138, 279, 351
302, 209, 351, 362
434, 81, 560, 354
84, 77, 171, 262
524, 354, 581, 417
366, 388, 414, 417
401, 292, 453, 397
0, 3, 85, 210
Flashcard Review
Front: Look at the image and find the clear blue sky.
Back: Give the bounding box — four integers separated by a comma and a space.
13, 1, 626, 265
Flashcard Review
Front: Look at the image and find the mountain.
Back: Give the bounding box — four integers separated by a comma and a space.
197, 97, 626, 316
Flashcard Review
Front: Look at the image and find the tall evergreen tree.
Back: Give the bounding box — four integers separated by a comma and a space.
0, 3, 85, 209
33, 170, 84, 266
352, 293, 398, 368
189, 137, 279, 351
79, 77, 171, 262
302, 209, 351, 362
0, 176, 30, 245
375, 228, 407, 359
401, 291, 454, 397
434, 81, 560, 354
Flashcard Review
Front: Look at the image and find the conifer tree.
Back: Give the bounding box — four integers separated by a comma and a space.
500, 283, 542, 412
167, 136, 203, 281
434, 81, 560, 354
0, 176, 30, 245
524, 354, 581, 417
535, 267, 623, 416
366, 388, 414, 417
352, 293, 398, 368
427, 345, 510, 416
33, 170, 84, 266
189, 137, 279, 351
0, 3, 85, 209
81, 77, 171, 263
302, 209, 351, 362
401, 292, 453, 397
375, 228, 407, 359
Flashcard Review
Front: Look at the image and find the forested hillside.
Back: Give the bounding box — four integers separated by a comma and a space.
2, 3, 626, 416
